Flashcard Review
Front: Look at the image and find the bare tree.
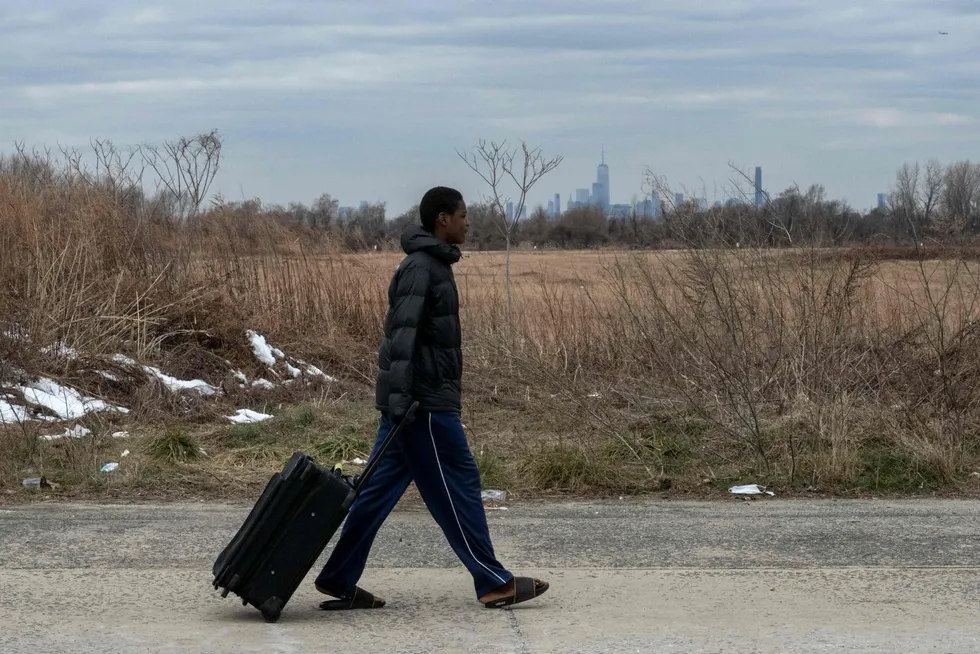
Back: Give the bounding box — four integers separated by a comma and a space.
891, 162, 922, 239
942, 160, 980, 233
142, 130, 222, 221
457, 139, 562, 322
921, 158, 945, 228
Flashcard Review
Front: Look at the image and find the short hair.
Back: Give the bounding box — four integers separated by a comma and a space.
419, 186, 463, 232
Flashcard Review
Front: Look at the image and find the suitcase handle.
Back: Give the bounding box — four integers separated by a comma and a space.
353, 402, 419, 493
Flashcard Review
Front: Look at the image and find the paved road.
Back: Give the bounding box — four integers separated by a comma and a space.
1, 498, 979, 653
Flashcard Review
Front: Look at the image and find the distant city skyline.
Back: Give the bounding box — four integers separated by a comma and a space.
3, 1, 976, 217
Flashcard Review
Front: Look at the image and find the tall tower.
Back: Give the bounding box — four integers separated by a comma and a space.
554, 193, 561, 216
754, 167, 763, 208
596, 147, 610, 212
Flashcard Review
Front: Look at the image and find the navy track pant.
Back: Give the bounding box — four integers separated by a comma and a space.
315, 411, 513, 599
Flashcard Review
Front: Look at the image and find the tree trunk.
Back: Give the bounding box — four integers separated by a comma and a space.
505, 231, 512, 325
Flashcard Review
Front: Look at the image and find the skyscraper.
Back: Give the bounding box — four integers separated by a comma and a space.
506, 201, 514, 221
675, 192, 684, 206
595, 148, 610, 212
554, 193, 561, 216
547, 200, 554, 216
575, 189, 590, 205
754, 167, 763, 208
877, 193, 887, 210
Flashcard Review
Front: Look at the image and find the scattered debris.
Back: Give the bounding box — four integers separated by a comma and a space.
351, 458, 366, 465
199, 447, 208, 457
729, 484, 775, 497
111, 431, 129, 439
22, 476, 52, 489
972, 472, 980, 478
100, 462, 119, 473
482, 490, 508, 502
806, 484, 820, 492
227, 409, 274, 424
486, 507, 509, 511
41, 425, 92, 441
587, 392, 601, 398
121, 450, 130, 458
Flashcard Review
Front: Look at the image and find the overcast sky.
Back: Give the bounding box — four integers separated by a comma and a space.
2, 0, 978, 214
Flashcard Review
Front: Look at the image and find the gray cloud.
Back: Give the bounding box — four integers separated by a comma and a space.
1, 0, 978, 212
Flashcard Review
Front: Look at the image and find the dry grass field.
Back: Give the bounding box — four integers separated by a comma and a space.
3, 163, 980, 503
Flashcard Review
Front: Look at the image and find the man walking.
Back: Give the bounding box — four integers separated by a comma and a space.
314, 186, 549, 610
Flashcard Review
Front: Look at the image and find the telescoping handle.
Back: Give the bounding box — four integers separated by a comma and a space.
353, 402, 419, 493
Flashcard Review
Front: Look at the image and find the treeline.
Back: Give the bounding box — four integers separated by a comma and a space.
253, 159, 980, 251
4, 131, 978, 251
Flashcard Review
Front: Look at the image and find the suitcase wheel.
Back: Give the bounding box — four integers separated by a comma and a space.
259, 597, 283, 623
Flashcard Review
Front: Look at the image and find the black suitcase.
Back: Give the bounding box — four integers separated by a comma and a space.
212, 402, 418, 622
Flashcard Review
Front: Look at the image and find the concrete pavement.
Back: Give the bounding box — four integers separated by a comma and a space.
1, 499, 979, 653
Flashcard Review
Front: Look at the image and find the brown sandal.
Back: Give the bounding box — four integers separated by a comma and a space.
483, 577, 549, 609
317, 585, 386, 610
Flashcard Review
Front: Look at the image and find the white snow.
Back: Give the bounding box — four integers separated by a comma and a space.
143, 364, 218, 396
247, 331, 277, 367
111, 354, 217, 396
246, 329, 338, 384
302, 363, 338, 382
19, 377, 129, 421
232, 371, 248, 385
251, 379, 275, 390
227, 409, 274, 424
111, 431, 130, 439
40, 342, 78, 360
0, 399, 32, 424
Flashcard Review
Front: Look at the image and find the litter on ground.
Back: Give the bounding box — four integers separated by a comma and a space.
729, 484, 775, 497
227, 409, 274, 424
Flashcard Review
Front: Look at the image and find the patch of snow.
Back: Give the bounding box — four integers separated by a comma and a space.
0, 399, 32, 424
251, 379, 275, 390
352, 457, 366, 465
111, 431, 129, 439
246, 330, 277, 367
101, 462, 119, 473
227, 409, 274, 424
247, 330, 339, 384
301, 362, 338, 383
233, 371, 248, 385
40, 342, 78, 360
19, 378, 129, 421
111, 354, 217, 396
97, 370, 122, 382
142, 364, 218, 396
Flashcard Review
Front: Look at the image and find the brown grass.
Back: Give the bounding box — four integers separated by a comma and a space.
3, 153, 980, 502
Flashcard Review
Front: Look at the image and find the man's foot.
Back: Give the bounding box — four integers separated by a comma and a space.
479, 577, 549, 609
315, 583, 386, 610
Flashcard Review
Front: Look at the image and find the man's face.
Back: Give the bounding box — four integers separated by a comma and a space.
437, 200, 469, 245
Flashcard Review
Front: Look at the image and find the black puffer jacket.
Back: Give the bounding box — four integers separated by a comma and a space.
375, 225, 463, 419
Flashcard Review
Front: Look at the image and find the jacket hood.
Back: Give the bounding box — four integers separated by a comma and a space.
400, 224, 462, 264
